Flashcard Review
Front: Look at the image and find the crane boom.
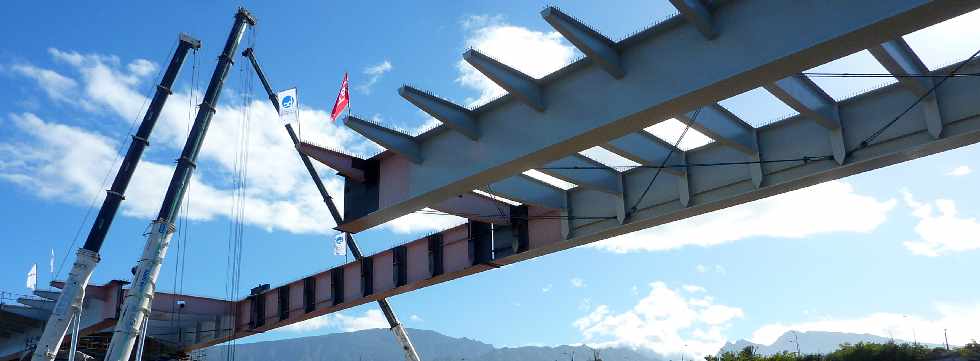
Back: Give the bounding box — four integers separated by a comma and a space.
242, 48, 423, 361
102, 8, 255, 361
29, 33, 200, 361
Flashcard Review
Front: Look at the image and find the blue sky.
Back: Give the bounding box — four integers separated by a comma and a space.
2, 1, 980, 359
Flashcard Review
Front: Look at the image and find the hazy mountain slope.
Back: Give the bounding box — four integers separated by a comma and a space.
471, 344, 657, 361
205, 328, 494, 361
718, 330, 938, 356
203, 329, 658, 361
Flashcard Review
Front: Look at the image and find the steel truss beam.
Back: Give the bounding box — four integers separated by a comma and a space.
764, 75, 848, 164
345, 115, 422, 164
541, 7, 624, 79
869, 37, 944, 138
185, 57, 980, 352
669, 0, 716, 39
677, 104, 763, 187
400, 86, 481, 140
335, 0, 977, 233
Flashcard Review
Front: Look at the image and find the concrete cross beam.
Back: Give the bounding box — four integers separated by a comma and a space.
336, 0, 978, 233
764, 75, 847, 164
541, 6, 624, 79
869, 38, 943, 138
400, 86, 480, 140
344, 115, 422, 164
463, 49, 545, 112
669, 0, 716, 39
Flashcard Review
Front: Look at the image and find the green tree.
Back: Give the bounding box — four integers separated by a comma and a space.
824, 342, 929, 361
960, 340, 980, 360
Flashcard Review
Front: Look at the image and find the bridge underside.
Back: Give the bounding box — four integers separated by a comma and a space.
187, 54, 980, 352
174, 0, 980, 352
184, 0, 980, 352
331, 0, 980, 234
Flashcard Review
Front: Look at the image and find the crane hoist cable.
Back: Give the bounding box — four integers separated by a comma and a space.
168, 48, 200, 343
223, 28, 257, 361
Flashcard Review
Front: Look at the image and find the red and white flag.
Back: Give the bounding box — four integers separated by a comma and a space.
329, 73, 349, 121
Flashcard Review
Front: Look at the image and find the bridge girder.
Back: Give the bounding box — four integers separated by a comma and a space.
331, 0, 979, 233
212, 57, 980, 355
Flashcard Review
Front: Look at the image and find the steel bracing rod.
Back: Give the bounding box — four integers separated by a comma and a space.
336, 0, 980, 234
241, 48, 422, 361
30, 34, 200, 361
104, 8, 255, 361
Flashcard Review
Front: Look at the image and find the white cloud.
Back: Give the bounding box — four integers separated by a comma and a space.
334, 309, 388, 331
644, 118, 714, 151
456, 15, 577, 107
542, 284, 553, 293
683, 285, 706, 293
0, 113, 120, 201
750, 303, 980, 347
570, 277, 586, 288
383, 208, 466, 234
460, 14, 504, 30
356, 60, 393, 94
594, 181, 896, 253
127, 59, 157, 77
8, 64, 85, 107
574, 282, 743, 359
0, 49, 454, 235
410, 115, 442, 135
0, 112, 339, 234
904, 9, 980, 70
409, 314, 423, 322
900, 189, 980, 256
695, 264, 726, 275
279, 314, 335, 333
946, 165, 972, 177
279, 309, 388, 333
48, 48, 147, 118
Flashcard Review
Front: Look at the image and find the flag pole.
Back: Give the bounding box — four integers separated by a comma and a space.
296, 87, 302, 142
346, 71, 352, 121
50, 249, 54, 289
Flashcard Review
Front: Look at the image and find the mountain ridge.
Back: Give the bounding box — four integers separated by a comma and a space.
718, 330, 943, 356
200, 328, 940, 361
203, 328, 659, 361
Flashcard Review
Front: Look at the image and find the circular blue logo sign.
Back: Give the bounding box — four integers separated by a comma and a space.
282, 95, 295, 109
